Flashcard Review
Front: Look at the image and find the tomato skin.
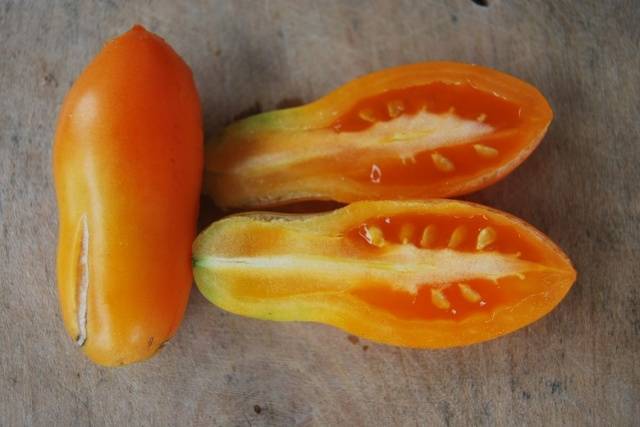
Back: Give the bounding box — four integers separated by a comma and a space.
193, 200, 576, 348
53, 26, 202, 366
205, 62, 552, 209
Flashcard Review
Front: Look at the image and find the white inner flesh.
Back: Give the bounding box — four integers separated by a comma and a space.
197, 244, 543, 295
231, 110, 495, 174
76, 215, 89, 346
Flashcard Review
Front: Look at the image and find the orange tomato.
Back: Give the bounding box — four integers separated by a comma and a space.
193, 200, 576, 348
53, 26, 202, 366
205, 62, 552, 209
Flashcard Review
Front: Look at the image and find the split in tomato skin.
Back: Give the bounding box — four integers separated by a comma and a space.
192, 200, 576, 348
205, 62, 553, 209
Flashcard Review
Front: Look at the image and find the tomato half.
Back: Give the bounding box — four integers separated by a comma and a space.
53, 26, 202, 366
193, 200, 575, 348
205, 62, 552, 209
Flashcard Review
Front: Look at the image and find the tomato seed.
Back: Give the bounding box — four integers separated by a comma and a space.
448, 225, 467, 248
431, 289, 451, 309
420, 225, 437, 248
458, 283, 482, 303
473, 144, 499, 158
361, 225, 386, 247
476, 226, 497, 250
387, 100, 405, 118
358, 109, 377, 123
431, 152, 455, 172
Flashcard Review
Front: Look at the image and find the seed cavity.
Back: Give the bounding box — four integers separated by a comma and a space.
387, 100, 405, 118
361, 225, 386, 247
477, 113, 487, 122
431, 152, 455, 172
473, 144, 499, 159
458, 283, 481, 303
399, 224, 415, 244
476, 226, 497, 250
359, 109, 377, 123
420, 225, 437, 248
448, 225, 467, 249
431, 289, 451, 310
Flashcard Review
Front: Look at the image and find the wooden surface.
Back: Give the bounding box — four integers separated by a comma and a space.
1, 1, 639, 425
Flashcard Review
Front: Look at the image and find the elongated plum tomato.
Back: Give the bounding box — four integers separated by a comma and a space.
53, 26, 203, 366
205, 62, 553, 209
193, 201, 575, 348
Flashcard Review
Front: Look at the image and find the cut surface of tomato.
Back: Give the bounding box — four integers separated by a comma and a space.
192, 200, 575, 348
205, 62, 552, 209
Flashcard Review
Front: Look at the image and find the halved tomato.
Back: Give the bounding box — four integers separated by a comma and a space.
192, 200, 575, 348
205, 62, 552, 209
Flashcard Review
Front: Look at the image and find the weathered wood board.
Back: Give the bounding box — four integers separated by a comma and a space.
1, 0, 638, 425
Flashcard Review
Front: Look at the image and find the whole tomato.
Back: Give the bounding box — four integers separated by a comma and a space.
53, 26, 202, 366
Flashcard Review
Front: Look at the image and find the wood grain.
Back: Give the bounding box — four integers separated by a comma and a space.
1, 0, 638, 425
